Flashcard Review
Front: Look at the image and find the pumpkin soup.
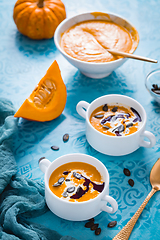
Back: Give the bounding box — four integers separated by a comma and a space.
90, 103, 142, 136
60, 20, 134, 63
49, 162, 105, 202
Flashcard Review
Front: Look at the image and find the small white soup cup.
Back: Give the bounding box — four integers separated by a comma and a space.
76, 94, 156, 156
39, 153, 118, 221
54, 11, 139, 79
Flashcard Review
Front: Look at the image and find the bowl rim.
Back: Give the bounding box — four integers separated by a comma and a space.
54, 11, 139, 66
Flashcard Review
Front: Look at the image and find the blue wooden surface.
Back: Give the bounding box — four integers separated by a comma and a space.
1, 0, 160, 239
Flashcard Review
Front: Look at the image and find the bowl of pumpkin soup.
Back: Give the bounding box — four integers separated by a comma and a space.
54, 11, 139, 78
76, 94, 156, 155
39, 153, 118, 221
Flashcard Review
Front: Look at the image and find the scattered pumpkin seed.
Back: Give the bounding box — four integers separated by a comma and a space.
95, 228, 101, 235
128, 179, 134, 187
63, 133, 69, 142
51, 145, 59, 151
123, 168, 131, 176
85, 221, 94, 228
107, 221, 117, 228
91, 223, 99, 231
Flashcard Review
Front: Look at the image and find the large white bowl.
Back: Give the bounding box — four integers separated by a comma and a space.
54, 11, 139, 79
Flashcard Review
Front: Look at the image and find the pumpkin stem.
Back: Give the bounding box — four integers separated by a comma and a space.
37, 0, 44, 8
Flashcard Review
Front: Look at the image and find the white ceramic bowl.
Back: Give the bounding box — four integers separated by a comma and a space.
39, 153, 118, 221
145, 69, 160, 104
54, 11, 139, 79
76, 94, 156, 156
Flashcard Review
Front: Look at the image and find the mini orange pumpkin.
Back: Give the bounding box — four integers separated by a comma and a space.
14, 60, 67, 122
13, 0, 66, 40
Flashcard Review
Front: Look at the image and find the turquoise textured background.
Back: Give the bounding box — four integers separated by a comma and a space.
1, 0, 160, 239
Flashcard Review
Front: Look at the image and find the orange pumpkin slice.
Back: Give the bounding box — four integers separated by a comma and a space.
14, 60, 67, 122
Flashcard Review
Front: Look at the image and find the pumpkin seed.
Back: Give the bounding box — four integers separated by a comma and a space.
95, 228, 101, 235
51, 145, 59, 151
123, 168, 131, 176
94, 114, 104, 118
126, 122, 133, 128
102, 125, 110, 130
108, 221, 117, 228
34, 93, 43, 101
111, 106, 118, 112
39, 89, 47, 99
53, 182, 61, 187
73, 172, 82, 179
33, 98, 42, 108
85, 221, 94, 228
58, 177, 65, 184
128, 179, 134, 187
67, 186, 75, 193
63, 133, 69, 142
63, 171, 70, 175
91, 223, 99, 231
44, 79, 54, 89
152, 84, 158, 89
102, 104, 108, 111
113, 124, 124, 133
34, 96, 42, 102
62, 191, 68, 198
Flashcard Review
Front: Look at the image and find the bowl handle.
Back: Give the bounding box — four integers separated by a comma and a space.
139, 131, 156, 148
39, 158, 51, 174
101, 195, 118, 214
76, 101, 90, 119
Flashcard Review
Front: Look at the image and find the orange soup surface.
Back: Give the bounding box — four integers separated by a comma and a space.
90, 103, 142, 136
60, 20, 134, 63
49, 162, 105, 202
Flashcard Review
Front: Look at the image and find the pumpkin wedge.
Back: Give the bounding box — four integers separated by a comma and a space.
14, 60, 67, 122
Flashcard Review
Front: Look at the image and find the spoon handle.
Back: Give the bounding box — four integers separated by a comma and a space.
112, 188, 157, 240
107, 49, 158, 63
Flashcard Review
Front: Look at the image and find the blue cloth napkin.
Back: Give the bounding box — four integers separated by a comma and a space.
0, 98, 76, 240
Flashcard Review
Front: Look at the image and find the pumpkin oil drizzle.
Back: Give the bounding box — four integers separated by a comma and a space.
70, 174, 105, 200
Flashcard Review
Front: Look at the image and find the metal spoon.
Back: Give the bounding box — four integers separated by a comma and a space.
113, 157, 160, 240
